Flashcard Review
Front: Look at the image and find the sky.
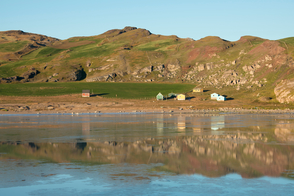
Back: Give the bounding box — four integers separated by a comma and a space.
1, 0, 294, 41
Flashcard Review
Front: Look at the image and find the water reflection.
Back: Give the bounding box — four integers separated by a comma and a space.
275, 120, 294, 143
211, 116, 225, 131
0, 113, 293, 180
177, 116, 186, 131
0, 133, 293, 178
156, 114, 164, 134
82, 117, 90, 135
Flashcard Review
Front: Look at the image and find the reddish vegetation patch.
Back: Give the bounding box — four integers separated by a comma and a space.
186, 48, 201, 63
273, 54, 289, 66
181, 65, 191, 76
186, 46, 220, 63
248, 40, 285, 56
237, 37, 249, 43
202, 46, 220, 58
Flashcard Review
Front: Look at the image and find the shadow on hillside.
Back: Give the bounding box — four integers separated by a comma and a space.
186, 96, 196, 100
203, 90, 210, 92
166, 96, 176, 100
91, 93, 109, 97
226, 97, 234, 100
222, 95, 234, 101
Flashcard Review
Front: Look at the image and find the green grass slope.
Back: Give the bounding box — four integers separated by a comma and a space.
0, 82, 195, 99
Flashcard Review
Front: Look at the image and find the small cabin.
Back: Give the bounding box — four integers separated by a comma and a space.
217, 95, 226, 101
193, 87, 203, 93
82, 90, 90, 97
156, 92, 164, 100
211, 93, 219, 99
177, 94, 186, 101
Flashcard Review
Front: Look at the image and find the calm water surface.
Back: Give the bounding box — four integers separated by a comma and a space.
0, 113, 293, 195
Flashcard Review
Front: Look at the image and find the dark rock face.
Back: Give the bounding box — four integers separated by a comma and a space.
0, 76, 23, 83
21, 69, 40, 81
68, 68, 86, 81
0, 69, 40, 83
122, 26, 137, 32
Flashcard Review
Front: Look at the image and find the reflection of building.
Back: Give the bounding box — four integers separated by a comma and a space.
178, 116, 186, 130
191, 119, 206, 132
82, 118, 90, 135
211, 116, 225, 131
156, 114, 164, 134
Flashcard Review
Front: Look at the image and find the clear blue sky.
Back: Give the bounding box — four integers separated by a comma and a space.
1, 0, 293, 41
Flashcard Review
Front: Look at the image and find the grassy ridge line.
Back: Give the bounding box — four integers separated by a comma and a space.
0, 82, 195, 99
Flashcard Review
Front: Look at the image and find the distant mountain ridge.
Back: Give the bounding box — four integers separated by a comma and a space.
0, 27, 293, 103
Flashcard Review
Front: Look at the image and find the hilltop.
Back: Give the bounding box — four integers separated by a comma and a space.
0, 27, 293, 105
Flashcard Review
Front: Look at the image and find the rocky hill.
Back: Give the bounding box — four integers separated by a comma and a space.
0, 27, 293, 103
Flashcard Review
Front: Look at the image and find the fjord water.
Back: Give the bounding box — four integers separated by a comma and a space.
0, 113, 293, 195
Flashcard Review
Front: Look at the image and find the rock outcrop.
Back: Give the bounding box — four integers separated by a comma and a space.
21, 69, 40, 81
0, 76, 23, 83
274, 79, 294, 104
0, 68, 40, 83
68, 68, 86, 81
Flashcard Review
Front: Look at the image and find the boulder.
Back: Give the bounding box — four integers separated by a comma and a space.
140, 66, 153, 74
167, 64, 180, 72
154, 64, 165, 72
197, 64, 205, 71
86, 60, 91, 67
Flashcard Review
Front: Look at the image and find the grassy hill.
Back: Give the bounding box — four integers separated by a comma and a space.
0, 27, 293, 105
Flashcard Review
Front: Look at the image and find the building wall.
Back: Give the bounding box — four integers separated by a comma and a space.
211, 93, 219, 99
82, 93, 90, 97
157, 94, 164, 100
177, 94, 185, 100
193, 88, 203, 92
217, 96, 225, 101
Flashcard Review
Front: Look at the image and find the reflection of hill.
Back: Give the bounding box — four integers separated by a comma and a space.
0, 132, 293, 179
274, 121, 294, 143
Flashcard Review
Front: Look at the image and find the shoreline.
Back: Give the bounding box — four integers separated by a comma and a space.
0, 94, 293, 116
0, 108, 293, 116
